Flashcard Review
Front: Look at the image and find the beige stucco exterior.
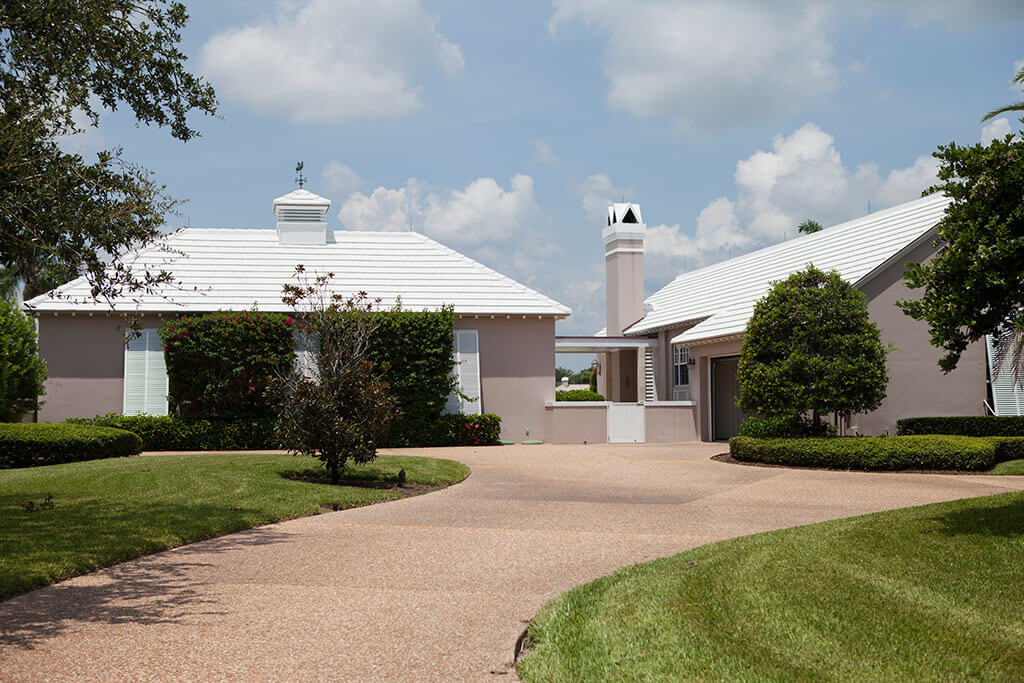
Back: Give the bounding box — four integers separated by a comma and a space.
852, 238, 987, 434
545, 403, 608, 443
632, 237, 989, 441
454, 316, 556, 442
34, 312, 558, 443
36, 313, 142, 422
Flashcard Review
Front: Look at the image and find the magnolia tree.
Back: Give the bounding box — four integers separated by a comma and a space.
900, 133, 1024, 386
273, 266, 398, 484
738, 266, 889, 434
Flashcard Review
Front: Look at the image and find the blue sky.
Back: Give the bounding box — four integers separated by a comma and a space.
63, 1, 1023, 366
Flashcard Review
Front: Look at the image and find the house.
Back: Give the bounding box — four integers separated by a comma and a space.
552, 194, 1005, 443
25, 189, 570, 442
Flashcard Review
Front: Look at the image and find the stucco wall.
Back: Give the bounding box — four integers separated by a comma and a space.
454, 316, 555, 442
645, 403, 699, 442
687, 339, 743, 441
855, 240, 987, 435
35, 313, 143, 422
545, 403, 607, 443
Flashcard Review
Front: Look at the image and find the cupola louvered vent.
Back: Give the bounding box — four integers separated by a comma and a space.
272, 189, 331, 245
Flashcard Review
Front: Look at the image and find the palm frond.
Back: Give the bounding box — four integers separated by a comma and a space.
992, 325, 1024, 389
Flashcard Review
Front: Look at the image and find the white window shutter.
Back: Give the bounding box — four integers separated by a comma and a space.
145, 331, 169, 416
123, 333, 148, 415
987, 335, 1024, 416
445, 330, 482, 415
123, 329, 169, 416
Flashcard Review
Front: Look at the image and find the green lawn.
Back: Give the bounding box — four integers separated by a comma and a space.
519, 491, 1024, 681
0, 453, 468, 601
992, 459, 1024, 475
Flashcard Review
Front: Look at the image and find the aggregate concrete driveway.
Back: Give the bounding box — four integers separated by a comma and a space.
4, 443, 1024, 681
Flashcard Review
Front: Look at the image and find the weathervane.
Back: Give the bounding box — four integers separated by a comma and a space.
295, 161, 306, 189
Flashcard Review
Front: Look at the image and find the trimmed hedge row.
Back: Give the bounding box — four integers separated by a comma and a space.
67, 415, 278, 451
739, 415, 835, 438
555, 390, 606, 402
69, 412, 502, 450
728, 435, 1022, 472
897, 416, 1024, 437
0, 423, 142, 469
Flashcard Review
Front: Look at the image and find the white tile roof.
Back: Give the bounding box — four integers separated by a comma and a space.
25, 229, 571, 317
625, 194, 950, 344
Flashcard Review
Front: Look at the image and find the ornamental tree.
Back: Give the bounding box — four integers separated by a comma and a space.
273, 267, 398, 484
0, 298, 47, 421
899, 134, 1024, 384
738, 266, 889, 431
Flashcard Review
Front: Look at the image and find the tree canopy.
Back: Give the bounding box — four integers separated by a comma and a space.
0, 1, 216, 303
738, 266, 889, 429
899, 134, 1024, 378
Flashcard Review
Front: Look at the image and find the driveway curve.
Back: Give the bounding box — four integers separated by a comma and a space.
3, 443, 1024, 681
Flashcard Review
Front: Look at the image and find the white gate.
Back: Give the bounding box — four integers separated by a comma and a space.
607, 403, 645, 443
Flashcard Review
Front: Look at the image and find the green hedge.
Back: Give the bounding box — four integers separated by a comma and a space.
161, 312, 296, 419
739, 415, 835, 438
993, 437, 1024, 463
70, 412, 501, 450
897, 416, 1024, 437
68, 414, 277, 451
729, 435, 999, 471
555, 390, 606, 401
0, 423, 142, 469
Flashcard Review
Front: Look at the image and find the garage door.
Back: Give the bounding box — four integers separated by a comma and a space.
711, 356, 748, 440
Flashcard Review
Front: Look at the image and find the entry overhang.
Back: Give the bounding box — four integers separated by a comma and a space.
555, 335, 656, 353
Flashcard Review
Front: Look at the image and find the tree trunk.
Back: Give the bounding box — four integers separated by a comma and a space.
329, 458, 340, 485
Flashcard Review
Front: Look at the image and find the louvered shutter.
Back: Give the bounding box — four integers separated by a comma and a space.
144, 331, 169, 415
444, 329, 482, 414
987, 335, 1024, 416
123, 329, 168, 416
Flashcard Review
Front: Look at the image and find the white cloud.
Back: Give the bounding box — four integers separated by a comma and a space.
550, 0, 837, 134
550, 1, 1024, 133
573, 173, 638, 224
321, 161, 364, 198
981, 117, 1013, 145
338, 174, 540, 246
532, 139, 560, 166
643, 122, 940, 277
201, 0, 464, 123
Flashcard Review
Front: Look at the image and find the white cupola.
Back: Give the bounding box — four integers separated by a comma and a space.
272, 189, 331, 245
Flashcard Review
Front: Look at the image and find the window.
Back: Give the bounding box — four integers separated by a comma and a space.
674, 345, 690, 387
124, 329, 169, 416
444, 329, 481, 415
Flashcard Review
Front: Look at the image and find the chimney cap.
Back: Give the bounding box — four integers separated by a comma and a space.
607, 202, 642, 226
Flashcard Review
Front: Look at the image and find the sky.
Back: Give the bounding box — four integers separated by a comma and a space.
62, 1, 1023, 369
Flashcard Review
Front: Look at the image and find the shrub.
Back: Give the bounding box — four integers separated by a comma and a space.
161, 311, 295, 419
992, 437, 1024, 463
555, 389, 606, 402
0, 299, 46, 422
68, 414, 277, 451
738, 266, 889, 432
0, 423, 141, 468
897, 416, 1024, 437
365, 308, 458, 441
729, 435, 996, 471
739, 415, 835, 438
